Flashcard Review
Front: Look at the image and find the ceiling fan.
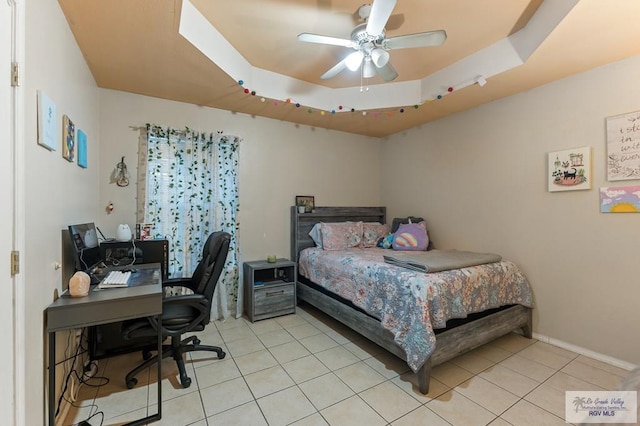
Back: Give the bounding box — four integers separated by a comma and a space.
297, 0, 447, 82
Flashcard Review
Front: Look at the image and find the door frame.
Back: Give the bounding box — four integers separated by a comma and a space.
4, 0, 26, 424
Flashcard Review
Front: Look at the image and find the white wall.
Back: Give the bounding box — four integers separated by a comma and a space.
382, 54, 640, 366
24, 1, 100, 424
98, 90, 382, 263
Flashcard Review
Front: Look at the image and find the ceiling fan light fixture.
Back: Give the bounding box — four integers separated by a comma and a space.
362, 59, 376, 78
345, 50, 365, 71
370, 48, 389, 67
358, 4, 372, 20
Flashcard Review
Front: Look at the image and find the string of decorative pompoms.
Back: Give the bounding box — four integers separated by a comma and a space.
237, 80, 455, 117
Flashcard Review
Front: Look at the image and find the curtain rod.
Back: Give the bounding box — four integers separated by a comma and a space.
129, 125, 226, 135
130, 125, 240, 143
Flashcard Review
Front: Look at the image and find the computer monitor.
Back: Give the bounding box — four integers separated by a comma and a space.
68, 222, 102, 271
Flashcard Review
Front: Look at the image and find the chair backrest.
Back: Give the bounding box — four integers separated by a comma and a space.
192, 231, 231, 323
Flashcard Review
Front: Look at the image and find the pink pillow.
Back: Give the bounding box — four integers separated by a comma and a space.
362, 222, 390, 248
392, 221, 429, 251
320, 222, 363, 250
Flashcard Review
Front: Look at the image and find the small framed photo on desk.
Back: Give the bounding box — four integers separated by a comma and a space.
136, 223, 154, 240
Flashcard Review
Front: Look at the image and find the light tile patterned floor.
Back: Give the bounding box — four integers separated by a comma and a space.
65, 304, 630, 426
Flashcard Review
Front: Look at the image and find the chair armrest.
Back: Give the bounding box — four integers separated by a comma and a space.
163, 293, 207, 308
162, 277, 193, 289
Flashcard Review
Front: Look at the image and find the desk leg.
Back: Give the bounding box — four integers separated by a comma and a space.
125, 314, 162, 425
156, 314, 162, 419
48, 331, 55, 426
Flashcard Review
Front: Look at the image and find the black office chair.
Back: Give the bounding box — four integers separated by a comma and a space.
122, 231, 231, 389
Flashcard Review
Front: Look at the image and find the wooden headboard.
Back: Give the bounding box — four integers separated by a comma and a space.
290, 206, 386, 262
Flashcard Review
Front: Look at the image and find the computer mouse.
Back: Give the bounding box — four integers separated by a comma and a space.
122, 267, 137, 273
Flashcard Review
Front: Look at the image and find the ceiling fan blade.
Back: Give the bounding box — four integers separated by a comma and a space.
297, 33, 354, 48
383, 30, 447, 50
321, 59, 348, 80
376, 61, 398, 82
366, 0, 397, 36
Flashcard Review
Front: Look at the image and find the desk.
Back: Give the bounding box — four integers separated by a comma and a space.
46, 263, 163, 426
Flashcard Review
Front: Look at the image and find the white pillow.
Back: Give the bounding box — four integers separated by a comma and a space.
308, 223, 323, 248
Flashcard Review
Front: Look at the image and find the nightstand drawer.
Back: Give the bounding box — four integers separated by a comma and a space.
254, 283, 295, 317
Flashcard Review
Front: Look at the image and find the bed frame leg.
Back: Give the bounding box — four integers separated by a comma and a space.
522, 309, 533, 339
417, 358, 432, 395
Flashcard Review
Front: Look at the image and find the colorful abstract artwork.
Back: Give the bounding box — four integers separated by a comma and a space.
548, 147, 591, 192
62, 115, 75, 162
600, 185, 640, 213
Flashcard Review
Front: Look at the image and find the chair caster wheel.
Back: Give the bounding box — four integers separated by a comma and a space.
142, 349, 152, 360
126, 378, 137, 389
218, 351, 226, 359
193, 338, 201, 345
180, 376, 192, 388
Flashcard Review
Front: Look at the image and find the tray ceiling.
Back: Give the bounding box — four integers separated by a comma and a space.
59, 0, 640, 137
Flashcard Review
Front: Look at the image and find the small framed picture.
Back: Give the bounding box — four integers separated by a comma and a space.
295, 195, 315, 213
62, 114, 75, 162
77, 129, 87, 168
548, 147, 591, 192
136, 223, 155, 240
37, 90, 57, 151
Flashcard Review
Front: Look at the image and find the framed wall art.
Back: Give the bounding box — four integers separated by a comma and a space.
77, 129, 87, 168
548, 147, 591, 192
37, 90, 57, 151
600, 185, 640, 213
606, 110, 640, 181
62, 115, 75, 162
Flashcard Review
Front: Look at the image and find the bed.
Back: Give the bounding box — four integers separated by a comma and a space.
290, 206, 533, 394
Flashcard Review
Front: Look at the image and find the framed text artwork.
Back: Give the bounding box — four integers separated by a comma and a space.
606, 110, 640, 181
62, 115, 75, 162
548, 147, 591, 192
37, 90, 57, 151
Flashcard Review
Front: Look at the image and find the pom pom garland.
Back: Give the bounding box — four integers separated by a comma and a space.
233, 77, 459, 120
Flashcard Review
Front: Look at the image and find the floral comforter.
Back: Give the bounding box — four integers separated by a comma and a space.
299, 247, 533, 372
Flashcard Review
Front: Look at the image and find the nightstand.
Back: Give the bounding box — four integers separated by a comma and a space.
243, 259, 296, 322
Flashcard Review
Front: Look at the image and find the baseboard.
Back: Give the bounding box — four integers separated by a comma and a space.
533, 332, 637, 371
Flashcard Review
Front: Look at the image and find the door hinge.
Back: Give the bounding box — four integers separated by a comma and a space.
11, 251, 19, 275
11, 62, 19, 87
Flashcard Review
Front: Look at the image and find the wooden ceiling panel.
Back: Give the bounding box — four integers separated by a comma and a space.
58, 0, 640, 137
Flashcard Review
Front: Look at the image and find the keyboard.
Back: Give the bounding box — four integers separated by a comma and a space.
98, 270, 132, 289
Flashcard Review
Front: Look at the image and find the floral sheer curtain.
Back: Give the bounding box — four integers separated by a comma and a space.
137, 124, 242, 320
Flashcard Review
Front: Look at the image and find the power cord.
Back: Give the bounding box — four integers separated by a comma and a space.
130, 239, 137, 266
55, 328, 86, 417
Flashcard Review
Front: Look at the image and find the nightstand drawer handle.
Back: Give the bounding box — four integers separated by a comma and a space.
266, 290, 285, 297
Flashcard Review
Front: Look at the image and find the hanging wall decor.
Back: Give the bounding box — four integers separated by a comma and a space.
62, 115, 75, 162
548, 147, 591, 192
606, 110, 640, 181
115, 156, 130, 187
37, 90, 57, 151
600, 185, 640, 213
77, 129, 87, 168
